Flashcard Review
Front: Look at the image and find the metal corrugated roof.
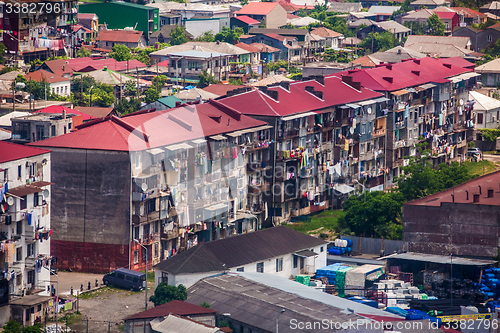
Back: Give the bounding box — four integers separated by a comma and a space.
384, 252, 496, 266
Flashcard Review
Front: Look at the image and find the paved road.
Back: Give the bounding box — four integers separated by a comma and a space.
483, 153, 500, 164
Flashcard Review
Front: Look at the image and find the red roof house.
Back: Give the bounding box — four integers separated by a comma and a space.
33, 105, 96, 122
235, 2, 287, 29
96, 30, 146, 50
0, 141, 50, 164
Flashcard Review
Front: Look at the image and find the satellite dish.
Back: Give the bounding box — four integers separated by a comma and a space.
460, 99, 464, 106
349, 127, 354, 134
43, 189, 49, 198
367, 107, 372, 114
7, 197, 14, 206
141, 183, 148, 192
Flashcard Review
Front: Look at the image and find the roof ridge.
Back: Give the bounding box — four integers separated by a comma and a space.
173, 243, 220, 274
111, 116, 150, 143
257, 90, 281, 116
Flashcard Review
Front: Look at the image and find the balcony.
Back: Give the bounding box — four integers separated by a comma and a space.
394, 140, 406, 149
395, 119, 407, 129
25, 257, 36, 268
284, 129, 299, 138
132, 211, 160, 225
373, 128, 386, 137
162, 226, 179, 240
142, 233, 160, 245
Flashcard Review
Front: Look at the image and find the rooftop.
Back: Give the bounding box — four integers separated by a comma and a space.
150, 315, 221, 333
96, 30, 143, 43
30, 99, 266, 152
470, 90, 500, 111
368, 5, 402, 14
235, 2, 283, 15
249, 27, 310, 36
310, 26, 343, 38
405, 35, 470, 48
151, 42, 250, 57
125, 300, 216, 321
475, 58, 500, 73
154, 226, 327, 274
406, 170, 500, 207
201, 84, 252, 97
0, 141, 50, 164
384, 252, 496, 266
233, 15, 260, 25
74, 106, 114, 118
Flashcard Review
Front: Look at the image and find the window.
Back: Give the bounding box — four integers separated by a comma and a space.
20, 196, 27, 210
134, 226, 139, 240
3, 169, 7, 182
116, 273, 125, 279
256, 262, 264, 273
488, 34, 493, 42
27, 270, 35, 284
27, 243, 34, 257
51, 125, 55, 137
13, 122, 29, 140
320, 246, 324, 252
16, 247, 22, 262
142, 247, 147, 262
133, 250, 139, 264
135, 154, 141, 169
478, 113, 484, 124
17, 165, 21, 179
361, 124, 366, 134
293, 255, 298, 268
236, 267, 244, 272
33, 193, 39, 207
17, 221, 22, 235
68, 123, 72, 130
276, 258, 283, 272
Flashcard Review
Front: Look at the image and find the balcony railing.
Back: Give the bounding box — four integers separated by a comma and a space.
373, 128, 386, 137
142, 233, 160, 245
394, 140, 406, 149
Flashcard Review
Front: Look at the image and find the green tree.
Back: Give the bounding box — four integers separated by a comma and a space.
359, 31, 394, 52
170, 26, 189, 46
144, 87, 161, 104
149, 283, 187, 306
110, 44, 134, 62
197, 69, 218, 88
15, 74, 49, 100
115, 97, 142, 115
152, 75, 169, 90
0, 43, 7, 64
196, 30, 216, 42
240, 0, 248, 6
427, 13, 445, 36
403, 21, 428, 35
90, 84, 116, 107
77, 47, 92, 58
214, 27, 244, 44
125, 80, 138, 97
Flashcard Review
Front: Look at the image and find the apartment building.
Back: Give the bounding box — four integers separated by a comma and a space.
32, 100, 271, 273
0, 141, 52, 325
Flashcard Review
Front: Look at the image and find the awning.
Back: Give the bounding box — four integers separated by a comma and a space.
205, 203, 228, 211
419, 83, 437, 90
384, 252, 496, 266
281, 111, 318, 121
8, 181, 53, 197
226, 131, 243, 137
295, 250, 318, 258
191, 138, 206, 144
346, 103, 361, 109
374, 97, 390, 103
357, 100, 377, 106
209, 135, 226, 141
333, 184, 355, 194
165, 142, 192, 151
390, 89, 409, 96
146, 148, 164, 155
450, 72, 480, 83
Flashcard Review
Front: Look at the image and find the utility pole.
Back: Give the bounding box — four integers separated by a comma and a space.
136, 66, 139, 98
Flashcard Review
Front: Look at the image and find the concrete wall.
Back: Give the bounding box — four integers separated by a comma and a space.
46, 147, 132, 273
403, 202, 500, 258
267, 5, 287, 29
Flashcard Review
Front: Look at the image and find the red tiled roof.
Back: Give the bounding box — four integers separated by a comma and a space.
72, 24, 91, 33
125, 300, 216, 321
235, 2, 282, 15
234, 15, 260, 25
30, 100, 267, 152
157, 59, 169, 67
0, 141, 50, 164
74, 106, 114, 118
202, 84, 252, 96
333, 57, 472, 92
277, 0, 300, 12
287, 13, 300, 19
72, 59, 147, 72
43, 59, 74, 77
25, 69, 70, 83
218, 75, 383, 117
96, 30, 143, 43
77, 13, 97, 20
33, 105, 96, 121
236, 42, 280, 53
239, 34, 254, 39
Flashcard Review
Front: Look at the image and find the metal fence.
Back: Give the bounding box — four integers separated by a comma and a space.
341, 235, 408, 255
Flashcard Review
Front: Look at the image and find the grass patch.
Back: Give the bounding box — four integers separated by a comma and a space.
462, 160, 498, 176
60, 312, 83, 326
285, 209, 345, 237
141, 270, 155, 283
78, 286, 142, 300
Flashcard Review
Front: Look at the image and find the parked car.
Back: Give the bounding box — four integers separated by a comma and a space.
467, 148, 481, 158
102, 268, 145, 291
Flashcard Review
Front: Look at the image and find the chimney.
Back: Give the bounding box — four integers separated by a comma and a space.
63, 109, 66, 119
175, 101, 182, 107
413, 59, 421, 65
312, 90, 324, 99
312, 75, 325, 85
488, 188, 494, 198
341, 75, 361, 90
305, 86, 315, 93
259, 86, 268, 94
411, 70, 420, 76
383, 77, 393, 83
473, 193, 480, 203
386, 64, 392, 70
443, 63, 452, 69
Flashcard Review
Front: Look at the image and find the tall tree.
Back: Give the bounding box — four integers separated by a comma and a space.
144, 87, 161, 104
214, 27, 244, 44
170, 26, 189, 46
110, 44, 134, 61
197, 70, 218, 88
77, 47, 92, 58
427, 13, 445, 36
196, 31, 215, 42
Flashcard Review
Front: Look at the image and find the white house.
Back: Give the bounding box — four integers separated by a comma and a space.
470, 90, 500, 129
24, 69, 71, 97
153, 226, 328, 288
0, 141, 52, 326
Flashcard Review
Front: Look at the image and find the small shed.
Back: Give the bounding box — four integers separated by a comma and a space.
345, 264, 385, 296
10, 295, 53, 327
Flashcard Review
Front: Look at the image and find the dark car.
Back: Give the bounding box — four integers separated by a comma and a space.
102, 268, 145, 291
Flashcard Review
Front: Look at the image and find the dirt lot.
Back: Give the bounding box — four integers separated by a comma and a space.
63, 284, 154, 333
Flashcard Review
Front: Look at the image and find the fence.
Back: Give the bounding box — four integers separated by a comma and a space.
340, 235, 408, 255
